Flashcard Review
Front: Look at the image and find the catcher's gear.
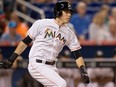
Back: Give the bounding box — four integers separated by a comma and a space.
54, 1, 73, 18
80, 65, 90, 84
0, 59, 12, 69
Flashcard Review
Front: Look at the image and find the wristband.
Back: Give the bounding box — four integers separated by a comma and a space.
80, 65, 87, 74
9, 53, 19, 63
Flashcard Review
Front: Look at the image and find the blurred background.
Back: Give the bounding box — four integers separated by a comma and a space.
0, 0, 116, 87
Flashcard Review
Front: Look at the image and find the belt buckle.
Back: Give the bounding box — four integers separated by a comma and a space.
42, 60, 46, 64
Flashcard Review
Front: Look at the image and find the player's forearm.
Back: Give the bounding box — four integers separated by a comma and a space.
75, 57, 85, 68
14, 41, 28, 55
9, 41, 27, 63
9, 36, 32, 63
76, 57, 90, 83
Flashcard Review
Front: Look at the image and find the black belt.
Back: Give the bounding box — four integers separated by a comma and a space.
36, 59, 56, 65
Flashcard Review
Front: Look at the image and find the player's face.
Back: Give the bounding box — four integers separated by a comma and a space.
60, 10, 72, 23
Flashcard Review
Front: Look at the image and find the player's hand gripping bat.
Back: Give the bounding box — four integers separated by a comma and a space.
80, 65, 90, 84
0, 59, 12, 69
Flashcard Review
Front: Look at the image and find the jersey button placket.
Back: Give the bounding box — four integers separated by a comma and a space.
52, 29, 59, 60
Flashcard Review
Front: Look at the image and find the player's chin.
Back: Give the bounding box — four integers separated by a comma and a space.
67, 18, 70, 22
65, 20, 69, 23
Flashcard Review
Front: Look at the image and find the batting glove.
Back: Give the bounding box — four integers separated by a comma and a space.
0, 59, 13, 69
80, 65, 90, 84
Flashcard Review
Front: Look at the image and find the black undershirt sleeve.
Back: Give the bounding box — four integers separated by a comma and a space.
71, 50, 82, 60
22, 35, 33, 45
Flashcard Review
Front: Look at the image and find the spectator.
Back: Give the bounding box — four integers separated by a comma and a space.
88, 11, 109, 44
109, 7, 116, 22
5, 12, 28, 38
100, 4, 110, 24
108, 20, 116, 40
70, 2, 91, 40
89, 19, 116, 44
3, 0, 14, 20
0, 21, 22, 46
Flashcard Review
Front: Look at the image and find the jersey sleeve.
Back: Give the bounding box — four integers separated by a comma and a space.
27, 20, 42, 39
66, 30, 81, 52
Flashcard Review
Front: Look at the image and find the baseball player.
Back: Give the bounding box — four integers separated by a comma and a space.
0, 1, 90, 87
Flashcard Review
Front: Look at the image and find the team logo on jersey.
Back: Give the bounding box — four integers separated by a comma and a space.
44, 28, 66, 44
44, 28, 54, 38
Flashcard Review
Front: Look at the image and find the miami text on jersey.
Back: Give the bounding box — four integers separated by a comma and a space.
44, 28, 66, 44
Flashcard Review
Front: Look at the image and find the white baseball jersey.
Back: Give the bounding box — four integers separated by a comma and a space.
27, 19, 81, 61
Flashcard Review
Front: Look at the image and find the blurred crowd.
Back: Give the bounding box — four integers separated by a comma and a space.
0, 0, 116, 46
70, 1, 116, 45
57, 49, 116, 87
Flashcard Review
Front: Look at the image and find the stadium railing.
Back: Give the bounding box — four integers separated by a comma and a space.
14, 0, 45, 24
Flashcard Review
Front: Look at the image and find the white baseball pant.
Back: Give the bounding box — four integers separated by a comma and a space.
28, 62, 67, 87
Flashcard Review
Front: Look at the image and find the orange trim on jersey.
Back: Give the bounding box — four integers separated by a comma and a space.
30, 63, 58, 86
53, 19, 58, 26
71, 47, 81, 51
28, 31, 34, 40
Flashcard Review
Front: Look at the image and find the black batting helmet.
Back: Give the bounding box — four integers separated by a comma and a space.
54, 1, 73, 18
